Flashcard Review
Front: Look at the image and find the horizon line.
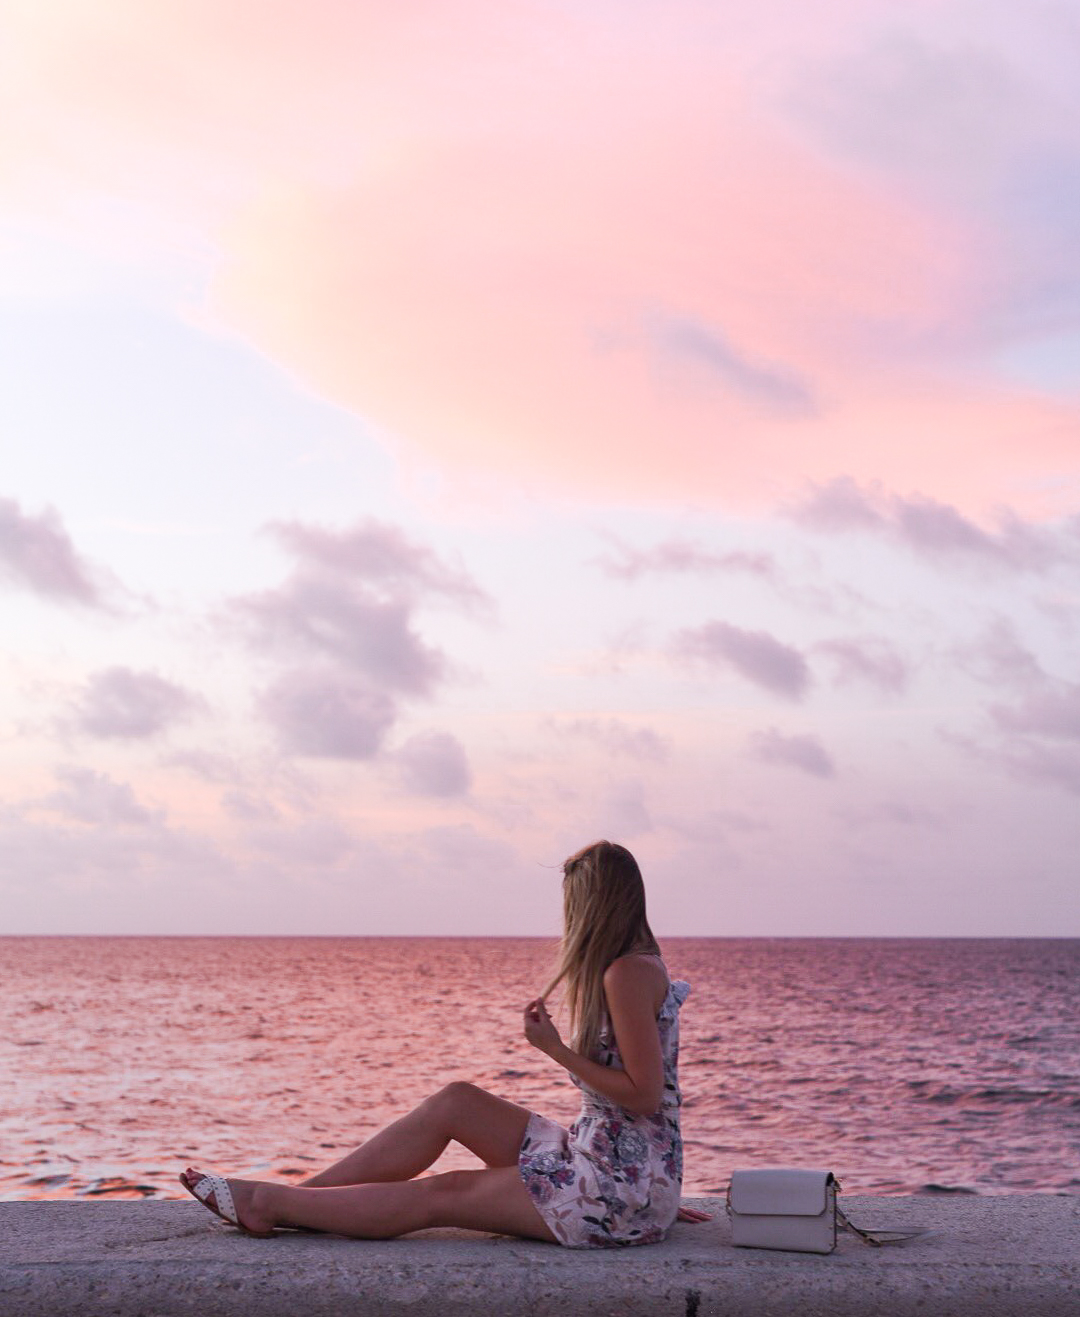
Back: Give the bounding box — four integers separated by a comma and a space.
2, 932, 1077, 941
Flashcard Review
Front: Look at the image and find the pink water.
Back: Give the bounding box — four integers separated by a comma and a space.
2, 937, 1077, 1200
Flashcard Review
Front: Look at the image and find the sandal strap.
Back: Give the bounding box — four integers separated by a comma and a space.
194, 1173, 238, 1226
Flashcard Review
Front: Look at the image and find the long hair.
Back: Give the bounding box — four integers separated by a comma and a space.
542, 840, 660, 1060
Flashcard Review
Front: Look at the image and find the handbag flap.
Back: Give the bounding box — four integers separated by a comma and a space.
729, 1169, 834, 1217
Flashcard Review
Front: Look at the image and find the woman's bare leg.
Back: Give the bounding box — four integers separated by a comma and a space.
300, 1082, 533, 1187
189, 1166, 557, 1243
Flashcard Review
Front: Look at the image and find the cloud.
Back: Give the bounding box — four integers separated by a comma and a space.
991, 683, 1080, 741
259, 669, 396, 760
814, 636, 909, 694
38, 765, 161, 826
594, 536, 776, 582
675, 621, 811, 698
747, 728, 836, 778
161, 748, 317, 817
230, 517, 486, 765
8, 6, 1079, 513
72, 666, 203, 739
647, 313, 817, 412
0, 805, 242, 932
221, 790, 281, 823
787, 28, 1028, 187
551, 718, 668, 763
162, 749, 242, 784
594, 535, 869, 621
234, 518, 486, 695
238, 577, 443, 694
893, 500, 1055, 568
789, 477, 1073, 571
945, 667, 1080, 798
786, 16, 1080, 339
394, 731, 471, 797
0, 496, 105, 605
996, 742, 1080, 795
268, 519, 488, 608
788, 477, 890, 533
949, 725, 1080, 797
954, 619, 1045, 688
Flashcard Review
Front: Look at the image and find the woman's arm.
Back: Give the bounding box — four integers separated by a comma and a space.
524, 956, 666, 1116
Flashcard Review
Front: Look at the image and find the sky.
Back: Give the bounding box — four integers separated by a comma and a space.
2, 0, 1079, 936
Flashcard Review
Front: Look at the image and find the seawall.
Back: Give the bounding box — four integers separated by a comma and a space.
1, 1194, 1076, 1316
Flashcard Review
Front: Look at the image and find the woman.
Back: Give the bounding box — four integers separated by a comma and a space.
180, 840, 708, 1244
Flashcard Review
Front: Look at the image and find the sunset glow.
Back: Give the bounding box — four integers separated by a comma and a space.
2, 1, 1078, 935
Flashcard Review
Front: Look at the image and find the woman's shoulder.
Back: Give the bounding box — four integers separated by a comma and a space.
605, 950, 667, 974
603, 952, 670, 1008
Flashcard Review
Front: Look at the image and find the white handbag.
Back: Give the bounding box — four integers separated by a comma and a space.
727, 1169, 929, 1255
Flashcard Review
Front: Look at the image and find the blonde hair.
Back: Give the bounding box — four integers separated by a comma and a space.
543, 840, 660, 1059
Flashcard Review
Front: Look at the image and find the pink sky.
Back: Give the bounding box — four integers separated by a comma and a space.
1, 1, 1078, 934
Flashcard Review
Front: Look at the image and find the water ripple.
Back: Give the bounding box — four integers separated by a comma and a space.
1, 936, 1077, 1200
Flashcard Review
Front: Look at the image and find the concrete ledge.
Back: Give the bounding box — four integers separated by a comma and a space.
1, 1196, 1076, 1316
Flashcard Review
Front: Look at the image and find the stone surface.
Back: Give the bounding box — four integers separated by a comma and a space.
1, 1195, 1077, 1316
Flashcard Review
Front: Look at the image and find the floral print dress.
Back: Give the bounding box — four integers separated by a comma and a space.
518, 976, 690, 1248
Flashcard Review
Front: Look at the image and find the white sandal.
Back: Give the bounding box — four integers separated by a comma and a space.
180, 1169, 274, 1238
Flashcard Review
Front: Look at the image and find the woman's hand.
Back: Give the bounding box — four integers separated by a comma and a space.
676, 1206, 714, 1223
523, 997, 563, 1057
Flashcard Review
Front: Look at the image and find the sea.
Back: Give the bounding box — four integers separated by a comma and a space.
2, 937, 1077, 1201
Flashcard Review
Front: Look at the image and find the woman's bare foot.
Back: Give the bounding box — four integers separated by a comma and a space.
181, 1167, 277, 1237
